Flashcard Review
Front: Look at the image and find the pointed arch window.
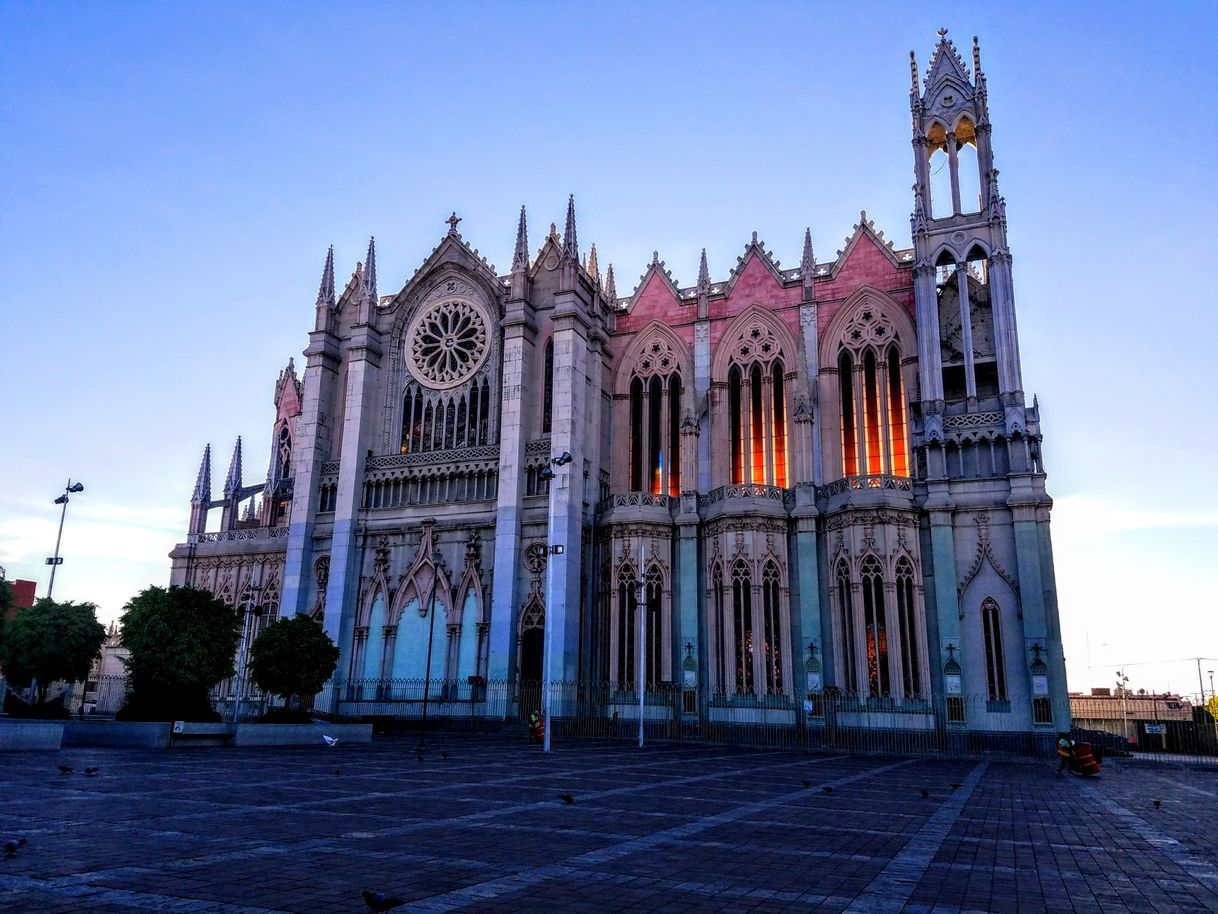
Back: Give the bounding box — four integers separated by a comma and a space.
711, 563, 726, 693
616, 565, 637, 689
277, 426, 292, 479
835, 308, 910, 480
895, 558, 921, 696
625, 337, 682, 495
982, 597, 1007, 702
761, 562, 783, 694
724, 319, 789, 487
645, 566, 663, 688
542, 338, 554, 434
731, 560, 753, 694
835, 559, 857, 691
860, 556, 889, 697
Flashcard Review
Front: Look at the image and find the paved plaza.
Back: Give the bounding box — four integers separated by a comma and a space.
1, 733, 1216, 913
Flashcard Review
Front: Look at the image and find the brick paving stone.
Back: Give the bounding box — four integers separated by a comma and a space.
1, 736, 1216, 912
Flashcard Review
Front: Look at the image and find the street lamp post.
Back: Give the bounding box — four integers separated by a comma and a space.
46, 480, 85, 600
635, 547, 647, 750
1117, 670, 1130, 743
418, 549, 444, 752
231, 576, 263, 723
539, 451, 572, 754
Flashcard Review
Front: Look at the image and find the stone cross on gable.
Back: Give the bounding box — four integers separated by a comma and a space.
446, 212, 462, 235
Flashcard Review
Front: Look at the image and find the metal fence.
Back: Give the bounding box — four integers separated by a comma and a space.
59, 675, 1218, 763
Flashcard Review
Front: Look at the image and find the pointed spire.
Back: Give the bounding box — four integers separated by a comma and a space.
562, 194, 578, 261
192, 444, 212, 504
316, 245, 335, 309
909, 50, 919, 93
605, 264, 617, 299
223, 437, 243, 499
243, 496, 258, 522
512, 205, 529, 271
697, 248, 710, 294
801, 228, 815, 275
587, 243, 599, 282
362, 237, 378, 304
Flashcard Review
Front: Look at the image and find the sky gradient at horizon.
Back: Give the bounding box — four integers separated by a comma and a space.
2, 1, 1215, 696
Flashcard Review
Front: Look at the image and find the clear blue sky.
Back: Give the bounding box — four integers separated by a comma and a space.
2, 1, 1216, 696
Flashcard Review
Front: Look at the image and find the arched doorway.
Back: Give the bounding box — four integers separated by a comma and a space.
518, 597, 544, 715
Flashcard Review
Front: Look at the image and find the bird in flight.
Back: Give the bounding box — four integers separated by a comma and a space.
362, 889, 406, 911
323, 735, 339, 748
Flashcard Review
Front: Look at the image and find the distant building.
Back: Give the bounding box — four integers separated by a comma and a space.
168, 31, 1070, 742
1070, 688, 1196, 751
4, 578, 37, 620
72, 621, 129, 715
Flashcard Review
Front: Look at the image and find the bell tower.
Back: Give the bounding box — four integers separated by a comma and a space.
910, 30, 1025, 441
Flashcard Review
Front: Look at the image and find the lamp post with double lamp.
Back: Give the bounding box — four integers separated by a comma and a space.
539, 451, 573, 754
418, 549, 444, 753
231, 575, 263, 723
635, 551, 648, 749
46, 480, 85, 600
1117, 670, 1131, 743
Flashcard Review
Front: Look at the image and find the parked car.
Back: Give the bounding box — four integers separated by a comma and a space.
1070, 725, 1133, 759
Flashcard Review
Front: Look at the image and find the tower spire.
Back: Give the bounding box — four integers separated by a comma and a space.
316, 245, 335, 309
192, 444, 212, 504
562, 194, 578, 261
512, 204, 529, 271
223, 437, 243, 499
801, 228, 815, 275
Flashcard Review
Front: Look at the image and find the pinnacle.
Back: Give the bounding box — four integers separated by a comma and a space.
605, 263, 617, 299
697, 248, 710, 293
588, 243, 599, 283
192, 444, 212, 504
316, 245, 336, 309
512, 204, 529, 271
563, 195, 578, 260
363, 237, 378, 303
223, 437, 243, 499
801, 228, 815, 274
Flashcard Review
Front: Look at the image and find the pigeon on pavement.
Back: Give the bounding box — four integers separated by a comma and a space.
822, 786, 833, 794
84, 767, 99, 777
57, 765, 73, 775
802, 779, 811, 788
362, 889, 406, 911
558, 794, 575, 804
4, 837, 28, 859
920, 789, 929, 798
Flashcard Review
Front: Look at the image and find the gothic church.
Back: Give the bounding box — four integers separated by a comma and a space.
170, 33, 1069, 739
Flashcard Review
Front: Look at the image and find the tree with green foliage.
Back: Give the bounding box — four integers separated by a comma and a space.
0, 579, 12, 651
119, 585, 241, 721
249, 615, 339, 715
0, 598, 106, 706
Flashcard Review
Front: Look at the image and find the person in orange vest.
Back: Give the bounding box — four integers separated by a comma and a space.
528, 711, 545, 744
1056, 733, 1075, 775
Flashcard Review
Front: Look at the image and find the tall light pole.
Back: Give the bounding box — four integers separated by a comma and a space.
46, 480, 85, 600
418, 548, 444, 752
1117, 670, 1130, 742
539, 451, 572, 754
636, 541, 647, 749
231, 573, 263, 723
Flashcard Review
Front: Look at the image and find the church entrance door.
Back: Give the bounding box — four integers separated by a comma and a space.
519, 628, 544, 715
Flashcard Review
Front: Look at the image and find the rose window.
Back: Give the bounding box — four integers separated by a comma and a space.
406, 299, 490, 389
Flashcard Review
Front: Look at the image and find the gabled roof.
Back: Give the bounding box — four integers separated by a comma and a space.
924, 31, 972, 90
622, 251, 683, 312
382, 224, 503, 313
719, 232, 787, 299
822, 211, 913, 278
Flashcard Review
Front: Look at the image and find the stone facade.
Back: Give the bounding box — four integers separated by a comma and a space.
169, 32, 1069, 737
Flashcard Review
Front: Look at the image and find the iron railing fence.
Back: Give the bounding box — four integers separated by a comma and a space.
50, 675, 1218, 763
